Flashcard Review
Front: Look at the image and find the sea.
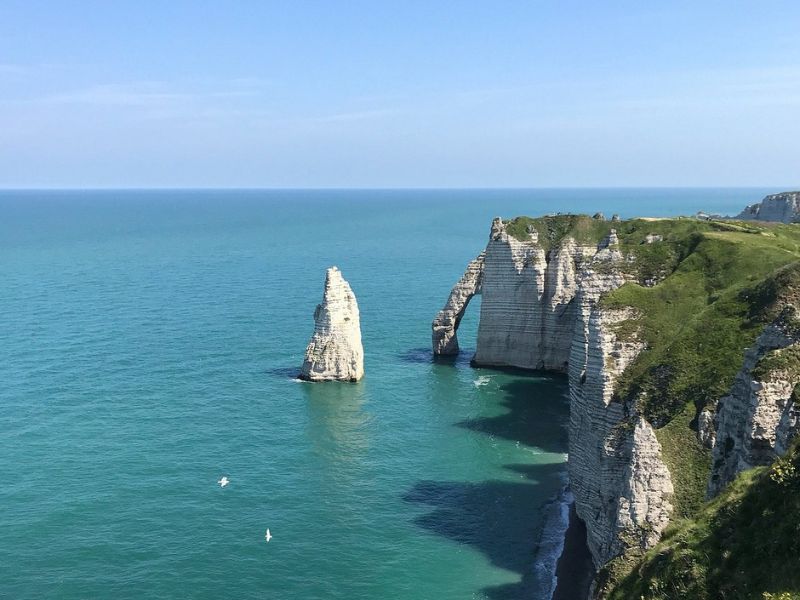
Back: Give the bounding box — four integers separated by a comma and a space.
0, 189, 765, 599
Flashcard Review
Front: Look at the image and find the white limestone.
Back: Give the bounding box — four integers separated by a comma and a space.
431, 253, 484, 355
300, 267, 364, 382
644, 233, 663, 244
568, 296, 672, 566
736, 191, 800, 223
473, 218, 549, 368
433, 217, 675, 570
432, 218, 597, 371
708, 321, 800, 496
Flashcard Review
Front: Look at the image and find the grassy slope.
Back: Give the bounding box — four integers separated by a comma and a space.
606, 439, 800, 600
506, 215, 800, 595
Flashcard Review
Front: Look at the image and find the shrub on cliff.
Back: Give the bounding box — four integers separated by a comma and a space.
604, 437, 800, 600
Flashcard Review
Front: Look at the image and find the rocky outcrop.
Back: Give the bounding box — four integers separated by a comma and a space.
433, 218, 675, 570
431, 253, 484, 355
300, 267, 364, 382
472, 218, 549, 368
707, 319, 800, 496
541, 239, 596, 371
568, 292, 672, 565
432, 217, 597, 371
644, 233, 663, 244
736, 191, 800, 223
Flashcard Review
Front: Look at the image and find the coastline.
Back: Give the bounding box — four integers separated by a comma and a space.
552, 501, 596, 600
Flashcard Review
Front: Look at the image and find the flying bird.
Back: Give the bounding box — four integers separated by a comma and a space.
218, 476, 229, 488
265, 528, 272, 543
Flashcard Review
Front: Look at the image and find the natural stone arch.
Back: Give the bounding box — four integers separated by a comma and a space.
431, 252, 484, 355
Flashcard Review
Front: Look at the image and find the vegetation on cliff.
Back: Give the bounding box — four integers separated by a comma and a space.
605, 437, 800, 600
606, 230, 800, 510
506, 214, 800, 596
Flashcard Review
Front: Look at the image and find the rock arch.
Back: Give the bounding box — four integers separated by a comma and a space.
431, 252, 484, 355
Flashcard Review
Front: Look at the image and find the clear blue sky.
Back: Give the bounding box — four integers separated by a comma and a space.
1, 1, 798, 188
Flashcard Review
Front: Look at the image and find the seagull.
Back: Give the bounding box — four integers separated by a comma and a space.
218, 476, 229, 488
265, 528, 272, 543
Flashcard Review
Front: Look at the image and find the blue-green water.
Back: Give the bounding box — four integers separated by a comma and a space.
0, 189, 765, 599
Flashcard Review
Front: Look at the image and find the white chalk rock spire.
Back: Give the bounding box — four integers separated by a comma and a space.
300, 267, 364, 382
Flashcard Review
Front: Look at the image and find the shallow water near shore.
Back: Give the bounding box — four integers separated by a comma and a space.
0, 189, 763, 598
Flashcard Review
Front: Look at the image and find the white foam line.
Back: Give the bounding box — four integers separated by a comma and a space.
531, 479, 573, 600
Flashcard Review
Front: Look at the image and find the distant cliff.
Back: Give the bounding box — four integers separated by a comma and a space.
736, 191, 800, 223
433, 214, 800, 598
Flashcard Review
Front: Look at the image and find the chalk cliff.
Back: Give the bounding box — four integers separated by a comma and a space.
432, 218, 675, 571
707, 315, 800, 496
568, 301, 673, 566
432, 252, 484, 355
433, 217, 598, 371
433, 214, 800, 597
300, 267, 364, 382
736, 191, 800, 223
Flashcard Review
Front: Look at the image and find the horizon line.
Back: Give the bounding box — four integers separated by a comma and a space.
0, 185, 792, 192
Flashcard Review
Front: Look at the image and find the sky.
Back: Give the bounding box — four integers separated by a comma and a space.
1, 1, 799, 188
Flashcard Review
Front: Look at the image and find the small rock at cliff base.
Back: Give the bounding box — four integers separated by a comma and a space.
299, 267, 364, 382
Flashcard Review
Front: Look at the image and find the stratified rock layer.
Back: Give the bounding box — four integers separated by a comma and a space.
736, 191, 800, 223
432, 219, 675, 569
567, 272, 672, 566
708, 319, 800, 496
300, 267, 364, 382
432, 252, 484, 355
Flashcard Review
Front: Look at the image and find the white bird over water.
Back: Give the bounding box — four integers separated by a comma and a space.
218, 476, 229, 488
265, 528, 272, 543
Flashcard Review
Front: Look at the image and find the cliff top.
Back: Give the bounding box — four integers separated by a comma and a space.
499, 213, 800, 518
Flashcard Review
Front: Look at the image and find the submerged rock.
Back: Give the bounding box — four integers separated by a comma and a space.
300, 267, 364, 382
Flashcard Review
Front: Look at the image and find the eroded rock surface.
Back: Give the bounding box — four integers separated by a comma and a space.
300, 267, 364, 382
736, 191, 800, 223
708, 319, 800, 496
568, 298, 672, 566
433, 218, 675, 569
431, 253, 484, 355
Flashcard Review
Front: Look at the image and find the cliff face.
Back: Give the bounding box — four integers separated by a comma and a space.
567, 271, 672, 566
433, 217, 597, 371
432, 218, 675, 568
300, 267, 364, 382
431, 252, 484, 355
707, 318, 800, 496
433, 215, 800, 596
736, 191, 800, 223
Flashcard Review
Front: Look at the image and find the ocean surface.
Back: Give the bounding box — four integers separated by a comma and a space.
0, 189, 766, 599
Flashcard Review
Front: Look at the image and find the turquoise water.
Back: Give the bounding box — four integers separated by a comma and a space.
0, 189, 765, 599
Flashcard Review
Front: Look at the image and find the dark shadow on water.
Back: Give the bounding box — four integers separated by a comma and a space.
403, 462, 568, 600
398, 346, 476, 368
553, 504, 595, 600
404, 367, 576, 598
398, 347, 437, 364
457, 375, 569, 452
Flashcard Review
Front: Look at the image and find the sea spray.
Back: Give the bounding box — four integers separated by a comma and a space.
531, 478, 573, 600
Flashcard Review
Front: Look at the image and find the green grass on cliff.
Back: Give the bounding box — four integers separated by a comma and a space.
603, 438, 800, 600
505, 214, 614, 251
602, 223, 800, 515
506, 215, 800, 598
